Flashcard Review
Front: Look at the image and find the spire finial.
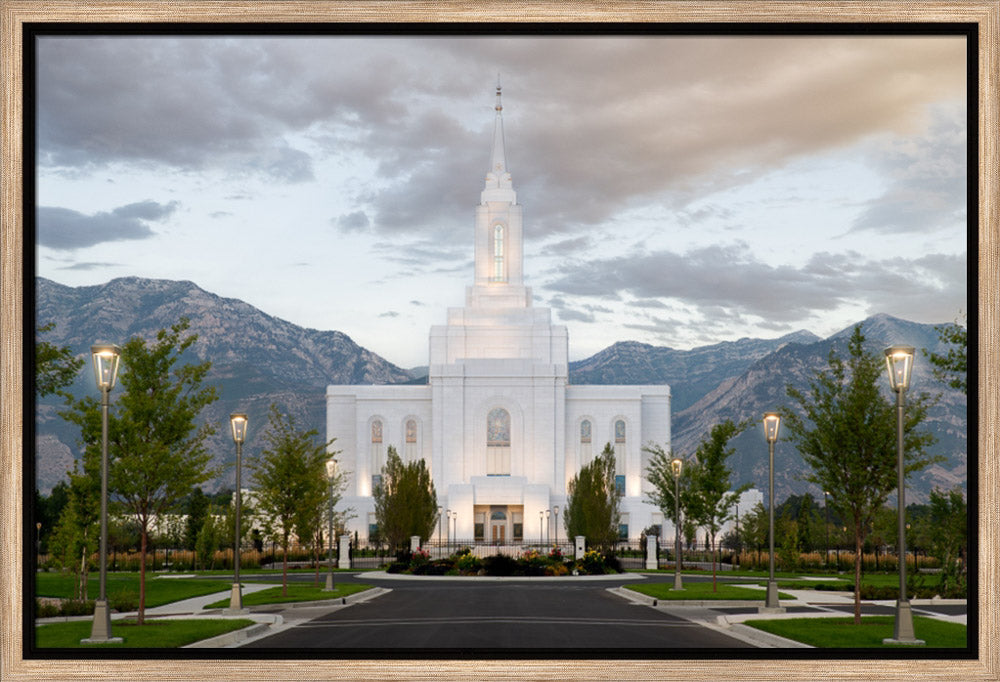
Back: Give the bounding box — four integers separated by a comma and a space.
495, 73, 502, 113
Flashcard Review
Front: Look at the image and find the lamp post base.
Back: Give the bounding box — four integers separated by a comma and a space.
323, 571, 335, 591
883, 599, 925, 645
762, 579, 783, 612
81, 600, 123, 644
224, 583, 248, 615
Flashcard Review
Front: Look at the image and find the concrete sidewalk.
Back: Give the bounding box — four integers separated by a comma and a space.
609, 583, 967, 648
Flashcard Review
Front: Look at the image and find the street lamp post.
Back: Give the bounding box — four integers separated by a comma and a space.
763, 412, 781, 610
324, 458, 338, 591
437, 506, 443, 557
82, 344, 122, 644
545, 509, 551, 546
554, 505, 560, 550
670, 457, 684, 591
446, 509, 452, 554
824, 491, 831, 569
227, 413, 248, 613
539, 511, 544, 546
883, 345, 924, 645
734, 504, 740, 569
36, 522, 42, 565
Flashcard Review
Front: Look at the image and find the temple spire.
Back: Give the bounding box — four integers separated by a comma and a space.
489, 77, 508, 178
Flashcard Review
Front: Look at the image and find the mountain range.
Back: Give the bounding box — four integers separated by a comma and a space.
33, 276, 967, 504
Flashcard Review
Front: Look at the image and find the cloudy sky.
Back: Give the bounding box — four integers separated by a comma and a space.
35, 34, 969, 368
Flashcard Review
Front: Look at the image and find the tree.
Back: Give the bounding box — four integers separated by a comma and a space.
563, 444, 620, 550
644, 443, 697, 566
250, 405, 332, 595
924, 487, 967, 597
61, 318, 218, 624
182, 487, 210, 551
373, 446, 437, 553
783, 324, 938, 623
685, 420, 750, 590
35, 322, 83, 397
48, 464, 98, 600
924, 313, 967, 394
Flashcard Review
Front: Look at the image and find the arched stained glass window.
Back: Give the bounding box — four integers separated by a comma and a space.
580, 420, 592, 444
371, 420, 383, 443
405, 419, 417, 443
487, 407, 511, 476
615, 420, 626, 443
487, 408, 511, 446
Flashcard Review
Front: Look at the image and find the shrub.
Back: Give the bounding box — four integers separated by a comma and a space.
386, 561, 409, 574
109, 587, 138, 612
60, 599, 96, 616
456, 553, 481, 574
483, 554, 519, 576
36, 599, 60, 618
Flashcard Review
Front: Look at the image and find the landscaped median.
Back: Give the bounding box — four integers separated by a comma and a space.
741, 616, 967, 648
35, 618, 256, 648
624, 581, 794, 604
203, 582, 374, 608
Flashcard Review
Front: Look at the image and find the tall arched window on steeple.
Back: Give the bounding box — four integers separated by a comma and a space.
491, 223, 506, 282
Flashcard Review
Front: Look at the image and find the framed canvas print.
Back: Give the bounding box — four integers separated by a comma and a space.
2, 1, 996, 680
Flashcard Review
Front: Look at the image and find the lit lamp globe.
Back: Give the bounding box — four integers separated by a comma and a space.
91, 344, 121, 391
884, 345, 915, 392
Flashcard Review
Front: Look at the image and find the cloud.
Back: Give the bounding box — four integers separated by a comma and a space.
850, 103, 966, 235
37, 200, 177, 250
334, 210, 371, 233
56, 261, 122, 271
545, 243, 966, 324
36, 35, 966, 240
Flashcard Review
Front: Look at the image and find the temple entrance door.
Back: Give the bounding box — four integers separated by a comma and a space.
489, 509, 507, 543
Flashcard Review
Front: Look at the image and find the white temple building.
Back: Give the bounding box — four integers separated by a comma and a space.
327, 85, 670, 543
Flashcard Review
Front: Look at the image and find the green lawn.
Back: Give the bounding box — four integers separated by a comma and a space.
36, 572, 235, 608
204, 582, 373, 607
35, 618, 255, 648
627, 581, 794, 601
743, 615, 967, 648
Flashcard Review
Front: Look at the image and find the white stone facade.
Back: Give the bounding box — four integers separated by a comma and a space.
327, 85, 670, 543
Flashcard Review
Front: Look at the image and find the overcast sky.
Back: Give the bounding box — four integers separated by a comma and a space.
35, 35, 969, 368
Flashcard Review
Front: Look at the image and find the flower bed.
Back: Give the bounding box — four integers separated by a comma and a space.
386, 547, 622, 577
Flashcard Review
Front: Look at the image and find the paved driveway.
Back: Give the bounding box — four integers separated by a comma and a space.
240, 577, 755, 652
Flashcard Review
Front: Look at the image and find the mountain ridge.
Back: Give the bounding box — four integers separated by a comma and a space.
33, 276, 967, 503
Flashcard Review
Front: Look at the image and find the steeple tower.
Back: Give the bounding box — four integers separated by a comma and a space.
472, 79, 525, 302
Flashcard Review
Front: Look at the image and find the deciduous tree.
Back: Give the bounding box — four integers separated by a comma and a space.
783, 324, 938, 623
563, 444, 620, 550
61, 318, 218, 624
924, 313, 967, 394
250, 405, 332, 595
685, 420, 750, 590
373, 446, 437, 553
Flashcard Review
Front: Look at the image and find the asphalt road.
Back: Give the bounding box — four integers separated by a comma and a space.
240, 577, 755, 652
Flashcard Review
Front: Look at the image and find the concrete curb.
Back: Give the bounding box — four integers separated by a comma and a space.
248, 586, 391, 609
182, 621, 272, 648
608, 586, 781, 608
362, 570, 644, 582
